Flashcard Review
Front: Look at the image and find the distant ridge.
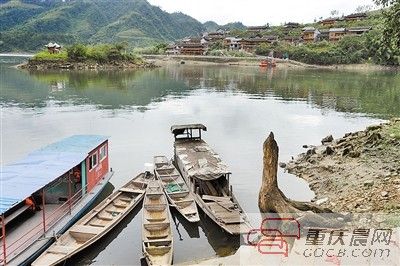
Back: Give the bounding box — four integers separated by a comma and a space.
0, 0, 206, 52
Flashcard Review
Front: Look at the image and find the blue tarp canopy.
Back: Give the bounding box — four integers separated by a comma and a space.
0, 135, 108, 215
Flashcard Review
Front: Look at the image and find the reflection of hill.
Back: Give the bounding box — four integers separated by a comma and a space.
1, 68, 191, 109
2, 65, 399, 118
165, 66, 400, 118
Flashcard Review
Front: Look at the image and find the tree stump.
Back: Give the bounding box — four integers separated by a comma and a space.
258, 132, 344, 228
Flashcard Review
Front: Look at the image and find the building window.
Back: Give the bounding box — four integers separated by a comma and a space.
99, 144, 107, 161
89, 152, 98, 171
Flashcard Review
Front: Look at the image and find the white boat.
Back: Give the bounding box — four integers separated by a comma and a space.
32, 172, 153, 266
154, 156, 200, 223
0, 135, 113, 265
142, 180, 173, 266
171, 124, 253, 235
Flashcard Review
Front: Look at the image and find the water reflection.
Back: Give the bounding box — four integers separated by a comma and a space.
1, 64, 399, 117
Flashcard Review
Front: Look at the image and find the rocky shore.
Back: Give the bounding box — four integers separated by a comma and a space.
285, 118, 400, 215
19, 59, 157, 70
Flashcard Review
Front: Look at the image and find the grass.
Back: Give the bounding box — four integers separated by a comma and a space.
387, 122, 400, 139
32, 50, 68, 61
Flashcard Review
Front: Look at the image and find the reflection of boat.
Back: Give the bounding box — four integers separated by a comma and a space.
171, 124, 252, 235
198, 209, 240, 256
259, 59, 276, 68
142, 180, 173, 266
32, 172, 153, 266
0, 135, 113, 265
154, 156, 200, 223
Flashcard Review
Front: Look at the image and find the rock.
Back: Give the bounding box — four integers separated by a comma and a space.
321, 135, 334, 144
349, 151, 361, 158
342, 148, 351, 156
306, 148, 316, 156
363, 180, 374, 187
390, 133, 396, 138
367, 125, 382, 131
324, 146, 335, 155
315, 197, 329, 205
302, 145, 308, 148
279, 162, 287, 168
381, 191, 389, 197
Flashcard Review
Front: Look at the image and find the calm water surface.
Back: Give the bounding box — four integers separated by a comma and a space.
1, 56, 399, 264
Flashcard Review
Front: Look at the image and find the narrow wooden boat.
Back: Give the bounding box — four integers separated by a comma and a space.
142, 180, 173, 266
154, 156, 200, 223
171, 124, 253, 235
32, 172, 154, 266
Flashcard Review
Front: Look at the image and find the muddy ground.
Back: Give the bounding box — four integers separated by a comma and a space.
285, 118, 400, 217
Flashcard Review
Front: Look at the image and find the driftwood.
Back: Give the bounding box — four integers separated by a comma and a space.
258, 132, 345, 228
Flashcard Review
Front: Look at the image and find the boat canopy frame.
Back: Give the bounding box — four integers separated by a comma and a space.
171, 124, 207, 140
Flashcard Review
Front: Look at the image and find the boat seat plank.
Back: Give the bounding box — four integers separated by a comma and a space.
70, 225, 103, 235
202, 195, 232, 202
119, 188, 144, 194
47, 245, 76, 255
119, 196, 133, 202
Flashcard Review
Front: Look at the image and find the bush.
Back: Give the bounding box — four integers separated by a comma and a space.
32, 50, 68, 60
67, 44, 88, 61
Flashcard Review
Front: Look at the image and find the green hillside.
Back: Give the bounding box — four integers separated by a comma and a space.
0, 0, 206, 52
203, 20, 247, 32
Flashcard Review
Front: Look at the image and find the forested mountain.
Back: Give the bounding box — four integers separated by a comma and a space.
0, 0, 207, 52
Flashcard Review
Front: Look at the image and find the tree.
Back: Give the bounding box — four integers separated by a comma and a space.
355, 5, 373, 13
374, 0, 400, 65
330, 10, 339, 17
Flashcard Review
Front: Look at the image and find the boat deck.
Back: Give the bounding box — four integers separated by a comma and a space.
174, 139, 229, 180
1, 204, 62, 262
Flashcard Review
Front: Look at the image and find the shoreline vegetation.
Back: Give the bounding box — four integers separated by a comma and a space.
20, 43, 156, 70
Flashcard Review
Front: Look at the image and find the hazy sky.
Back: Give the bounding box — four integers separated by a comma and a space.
147, 0, 376, 26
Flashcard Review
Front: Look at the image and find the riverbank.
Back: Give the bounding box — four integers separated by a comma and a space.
18, 59, 156, 70
285, 118, 400, 215
143, 54, 397, 71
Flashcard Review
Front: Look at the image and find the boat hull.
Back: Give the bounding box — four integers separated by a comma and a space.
31, 172, 152, 266
13, 171, 114, 266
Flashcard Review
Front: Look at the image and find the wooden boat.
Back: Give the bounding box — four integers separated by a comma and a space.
32, 172, 153, 266
142, 180, 173, 266
0, 135, 113, 265
154, 156, 200, 223
171, 124, 252, 235
259, 59, 276, 67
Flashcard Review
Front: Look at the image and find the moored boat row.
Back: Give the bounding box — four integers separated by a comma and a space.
3, 124, 251, 265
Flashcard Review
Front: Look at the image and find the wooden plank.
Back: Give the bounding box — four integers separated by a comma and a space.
70, 225, 103, 235
202, 195, 231, 202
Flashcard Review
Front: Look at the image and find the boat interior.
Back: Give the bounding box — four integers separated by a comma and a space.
143, 182, 172, 264
32, 174, 150, 265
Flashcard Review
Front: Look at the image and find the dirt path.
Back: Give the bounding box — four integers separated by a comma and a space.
285, 118, 400, 215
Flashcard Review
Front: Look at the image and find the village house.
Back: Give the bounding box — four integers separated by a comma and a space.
346, 26, 372, 36
344, 12, 367, 22
284, 22, 300, 29
45, 42, 62, 54
179, 43, 207, 55
318, 29, 330, 41
329, 28, 347, 41
282, 36, 301, 45
320, 17, 339, 27
240, 38, 266, 52
223, 37, 242, 50
302, 27, 320, 42
165, 44, 180, 55
262, 35, 279, 43
247, 25, 269, 33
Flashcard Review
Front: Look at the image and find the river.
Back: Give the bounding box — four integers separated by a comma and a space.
1, 56, 399, 264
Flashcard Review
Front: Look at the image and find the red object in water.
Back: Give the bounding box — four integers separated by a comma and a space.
259, 59, 276, 68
